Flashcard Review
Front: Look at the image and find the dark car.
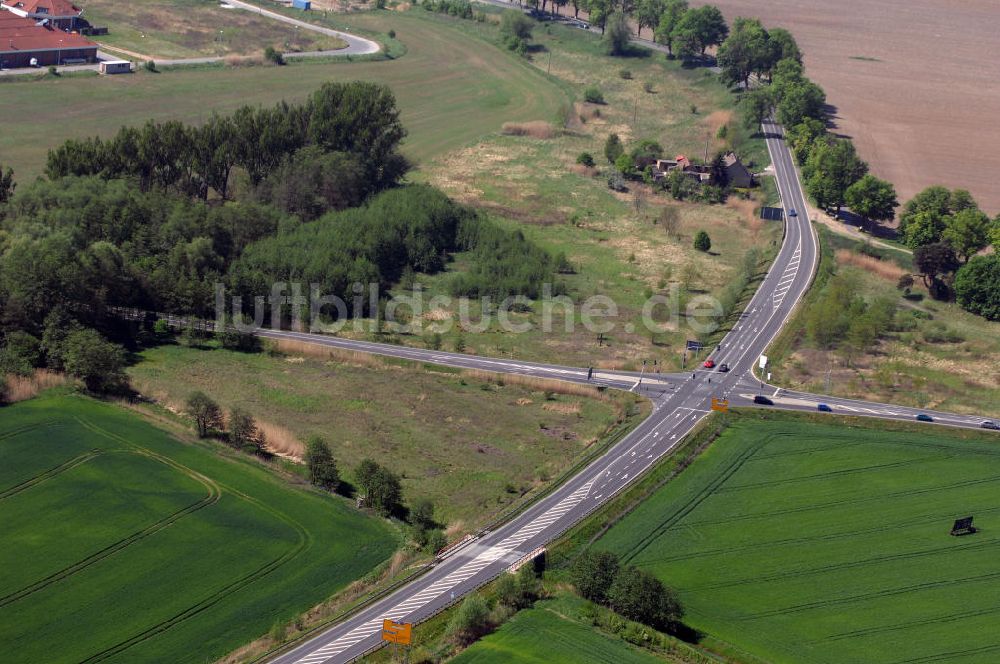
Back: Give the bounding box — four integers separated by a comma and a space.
915, 413, 934, 422
753, 395, 773, 405
788, 208, 798, 217
817, 403, 832, 412
982, 421, 999, 430
718, 363, 730, 372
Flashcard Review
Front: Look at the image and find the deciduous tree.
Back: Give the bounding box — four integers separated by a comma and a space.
306, 436, 340, 490
570, 550, 620, 604
653, 0, 688, 56
844, 174, 898, 227
942, 208, 992, 263
187, 391, 223, 438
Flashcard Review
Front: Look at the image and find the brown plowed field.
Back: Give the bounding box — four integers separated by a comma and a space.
708, 0, 1000, 214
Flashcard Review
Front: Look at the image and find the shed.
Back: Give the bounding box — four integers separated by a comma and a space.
99, 59, 132, 74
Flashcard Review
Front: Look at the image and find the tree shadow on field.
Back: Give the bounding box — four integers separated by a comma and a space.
823, 103, 851, 139
670, 621, 705, 644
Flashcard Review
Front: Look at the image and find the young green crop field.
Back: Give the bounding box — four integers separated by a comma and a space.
596, 414, 1000, 664
450, 593, 668, 664
0, 392, 397, 664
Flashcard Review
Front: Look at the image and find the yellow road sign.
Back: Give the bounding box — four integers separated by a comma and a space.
382, 619, 412, 645
711, 398, 729, 412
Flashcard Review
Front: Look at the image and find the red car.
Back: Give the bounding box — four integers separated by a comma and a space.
703, 359, 715, 368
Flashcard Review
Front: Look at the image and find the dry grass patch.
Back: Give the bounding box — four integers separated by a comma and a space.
268, 338, 387, 369
3, 370, 68, 402
257, 419, 305, 460
501, 121, 558, 139
726, 196, 764, 233
461, 369, 607, 401
835, 249, 907, 282
542, 401, 583, 416
223, 55, 266, 68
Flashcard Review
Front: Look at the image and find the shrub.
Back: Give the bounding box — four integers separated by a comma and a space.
446, 594, 491, 645
618, 68, 632, 79
264, 46, 285, 65
583, 86, 605, 104
144, 59, 156, 72
643, 81, 654, 93
604, 133, 623, 163
424, 528, 447, 554
388, 29, 396, 38
576, 152, 596, 168
47, 65, 58, 76
693, 230, 712, 252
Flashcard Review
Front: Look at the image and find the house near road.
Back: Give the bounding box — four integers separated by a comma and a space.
0, 11, 96, 68
653, 151, 755, 188
722, 151, 754, 188
1, 0, 82, 30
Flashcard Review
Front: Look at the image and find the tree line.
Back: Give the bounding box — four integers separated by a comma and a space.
46, 80, 409, 202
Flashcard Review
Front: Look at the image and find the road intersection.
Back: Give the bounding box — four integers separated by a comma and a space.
261, 122, 994, 663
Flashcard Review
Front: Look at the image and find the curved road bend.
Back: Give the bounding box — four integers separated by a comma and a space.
264, 122, 828, 663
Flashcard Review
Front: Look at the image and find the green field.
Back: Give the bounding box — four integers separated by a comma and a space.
596, 414, 1000, 664
451, 593, 669, 664
0, 392, 397, 663
0, 10, 567, 180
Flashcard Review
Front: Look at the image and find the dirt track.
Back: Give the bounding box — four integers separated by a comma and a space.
707, 0, 1000, 214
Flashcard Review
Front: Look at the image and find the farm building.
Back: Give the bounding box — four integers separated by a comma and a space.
1, 0, 82, 30
99, 59, 131, 74
722, 151, 755, 188
0, 11, 96, 68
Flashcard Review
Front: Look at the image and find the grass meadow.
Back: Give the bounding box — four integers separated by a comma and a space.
595, 413, 1000, 663
127, 341, 637, 530
769, 231, 1000, 415
0, 10, 568, 179
0, 392, 397, 663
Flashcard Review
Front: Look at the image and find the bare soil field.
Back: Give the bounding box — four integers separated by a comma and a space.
707, 0, 1000, 214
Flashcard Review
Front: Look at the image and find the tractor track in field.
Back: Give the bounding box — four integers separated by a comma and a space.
0, 449, 103, 501
70, 417, 314, 662
692, 536, 1000, 592
0, 469, 220, 609
826, 603, 1000, 641
745, 567, 1000, 620
618, 439, 769, 565
715, 452, 954, 494
640, 502, 1000, 566
680, 471, 1000, 529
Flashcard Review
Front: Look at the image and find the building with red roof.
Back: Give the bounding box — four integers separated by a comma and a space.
1, 0, 82, 30
0, 11, 96, 68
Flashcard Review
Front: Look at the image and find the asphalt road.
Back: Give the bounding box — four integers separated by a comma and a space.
261, 122, 1000, 664
117, 118, 994, 664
